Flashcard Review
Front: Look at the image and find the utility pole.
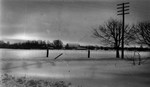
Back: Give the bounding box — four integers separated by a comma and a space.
117, 2, 130, 59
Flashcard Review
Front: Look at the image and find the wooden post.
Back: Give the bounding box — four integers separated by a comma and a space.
54, 53, 63, 60
88, 49, 90, 58
46, 48, 49, 57
138, 55, 141, 65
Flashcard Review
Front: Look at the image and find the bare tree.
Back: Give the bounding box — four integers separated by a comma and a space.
135, 21, 150, 46
53, 40, 63, 49
92, 19, 135, 58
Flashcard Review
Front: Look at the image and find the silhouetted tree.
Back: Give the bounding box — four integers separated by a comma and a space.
65, 43, 69, 49
0, 40, 6, 48
53, 40, 63, 49
135, 21, 150, 47
92, 19, 136, 58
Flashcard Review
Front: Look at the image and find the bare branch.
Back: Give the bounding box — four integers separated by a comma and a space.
135, 21, 150, 46
92, 18, 136, 47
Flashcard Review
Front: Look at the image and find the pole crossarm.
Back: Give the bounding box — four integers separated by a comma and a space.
117, 6, 130, 9
117, 9, 129, 12
123, 2, 130, 5
117, 12, 130, 15
117, 3, 123, 6
117, 2, 129, 6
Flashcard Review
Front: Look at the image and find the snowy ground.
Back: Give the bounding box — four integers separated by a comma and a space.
0, 49, 150, 87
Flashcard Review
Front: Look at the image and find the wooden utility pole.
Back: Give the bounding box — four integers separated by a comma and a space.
117, 2, 130, 59
46, 48, 49, 57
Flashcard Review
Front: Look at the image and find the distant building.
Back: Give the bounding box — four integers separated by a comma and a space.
65, 43, 80, 49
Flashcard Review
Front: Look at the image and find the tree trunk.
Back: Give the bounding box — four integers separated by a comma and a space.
115, 42, 120, 58
116, 47, 120, 58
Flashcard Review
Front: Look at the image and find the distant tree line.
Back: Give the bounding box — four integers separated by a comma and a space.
0, 40, 64, 49
0, 39, 150, 51
0, 40, 49, 49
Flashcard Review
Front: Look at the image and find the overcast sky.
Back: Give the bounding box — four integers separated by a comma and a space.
0, 0, 150, 45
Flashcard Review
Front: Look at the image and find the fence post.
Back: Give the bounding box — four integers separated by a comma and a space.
138, 54, 141, 65
88, 49, 90, 58
46, 48, 49, 57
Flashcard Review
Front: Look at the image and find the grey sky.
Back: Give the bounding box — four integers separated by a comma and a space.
1, 0, 150, 45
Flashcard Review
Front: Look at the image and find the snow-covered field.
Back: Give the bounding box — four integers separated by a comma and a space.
0, 49, 149, 59
0, 49, 150, 87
